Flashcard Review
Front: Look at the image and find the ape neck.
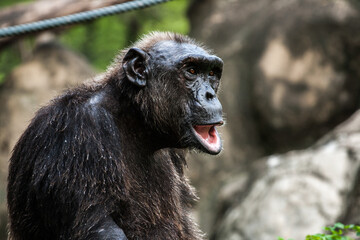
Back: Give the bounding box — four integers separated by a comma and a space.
102, 80, 175, 155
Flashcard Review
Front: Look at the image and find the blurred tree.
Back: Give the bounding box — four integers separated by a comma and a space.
0, 0, 30, 8
0, 0, 190, 82
60, 0, 190, 70
0, 0, 32, 85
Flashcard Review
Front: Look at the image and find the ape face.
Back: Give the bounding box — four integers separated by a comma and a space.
123, 39, 224, 155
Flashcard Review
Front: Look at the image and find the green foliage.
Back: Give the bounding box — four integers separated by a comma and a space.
60, 0, 190, 71
0, 0, 189, 85
278, 223, 360, 240
0, 0, 31, 8
0, 73, 4, 84
0, 0, 32, 84
0, 46, 22, 85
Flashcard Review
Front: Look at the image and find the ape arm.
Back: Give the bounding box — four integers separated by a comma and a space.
8, 92, 129, 239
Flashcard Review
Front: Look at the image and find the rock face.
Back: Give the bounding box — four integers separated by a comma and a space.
0, 38, 95, 240
212, 110, 360, 240
189, 0, 360, 155
188, 0, 360, 237
0, 39, 95, 173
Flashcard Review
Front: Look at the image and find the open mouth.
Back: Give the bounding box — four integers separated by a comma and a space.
192, 121, 224, 155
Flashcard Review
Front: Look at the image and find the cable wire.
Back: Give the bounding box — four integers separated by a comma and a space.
0, 0, 172, 38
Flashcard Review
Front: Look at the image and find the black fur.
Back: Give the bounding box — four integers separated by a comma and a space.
7, 32, 223, 240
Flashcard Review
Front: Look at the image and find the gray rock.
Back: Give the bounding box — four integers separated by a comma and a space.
0, 37, 95, 239
213, 110, 360, 240
188, 0, 360, 235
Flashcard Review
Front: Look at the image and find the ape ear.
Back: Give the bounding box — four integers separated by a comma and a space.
123, 48, 150, 87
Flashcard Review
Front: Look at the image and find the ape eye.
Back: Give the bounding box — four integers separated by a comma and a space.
187, 68, 197, 75
209, 71, 214, 76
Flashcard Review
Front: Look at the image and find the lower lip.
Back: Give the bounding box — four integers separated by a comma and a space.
192, 124, 222, 154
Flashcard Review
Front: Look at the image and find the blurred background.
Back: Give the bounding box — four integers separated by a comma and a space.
1, 0, 360, 239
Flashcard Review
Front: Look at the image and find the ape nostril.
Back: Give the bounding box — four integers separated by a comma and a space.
206, 92, 214, 100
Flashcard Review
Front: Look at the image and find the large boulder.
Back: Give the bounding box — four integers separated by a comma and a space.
189, 0, 360, 159
187, 0, 360, 236
0, 36, 95, 239
0, 37, 95, 173
213, 110, 360, 240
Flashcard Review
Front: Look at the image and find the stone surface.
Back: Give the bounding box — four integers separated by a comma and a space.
189, 0, 360, 154
0, 38, 95, 239
212, 110, 360, 240
0, 39, 95, 172
187, 0, 360, 235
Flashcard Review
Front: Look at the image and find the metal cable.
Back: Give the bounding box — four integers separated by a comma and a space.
0, 0, 172, 38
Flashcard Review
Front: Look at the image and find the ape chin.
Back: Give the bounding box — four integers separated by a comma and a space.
7, 31, 224, 240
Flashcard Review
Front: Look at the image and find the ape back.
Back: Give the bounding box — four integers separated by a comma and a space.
7, 32, 224, 240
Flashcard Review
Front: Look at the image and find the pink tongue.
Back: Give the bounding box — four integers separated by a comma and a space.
194, 125, 217, 144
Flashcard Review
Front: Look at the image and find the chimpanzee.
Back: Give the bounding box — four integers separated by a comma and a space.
7, 32, 224, 240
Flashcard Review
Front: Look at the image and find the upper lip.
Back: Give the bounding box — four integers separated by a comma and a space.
194, 121, 224, 126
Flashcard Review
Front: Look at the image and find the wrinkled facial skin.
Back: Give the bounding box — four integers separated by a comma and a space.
149, 41, 224, 155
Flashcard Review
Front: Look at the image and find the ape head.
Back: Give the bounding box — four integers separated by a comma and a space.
115, 32, 224, 155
